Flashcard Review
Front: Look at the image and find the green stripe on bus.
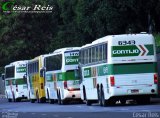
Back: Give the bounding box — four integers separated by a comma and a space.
16, 78, 27, 85
145, 45, 154, 55
108, 62, 157, 75
46, 71, 79, 82
84, 62, 157, 78
5, 78, 26, 86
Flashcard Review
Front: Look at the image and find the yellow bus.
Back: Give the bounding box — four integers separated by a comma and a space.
27, 55, 46, 103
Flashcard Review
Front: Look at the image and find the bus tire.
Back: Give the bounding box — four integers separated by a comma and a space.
31, 99, 35, 103
83, 86, 86, 101
57, 91, 62, 105
16, 98, 21, 102
86, 100, 92, 106
97, 87, 102, 106
12, 93, 16, 102
61, 100, 67, 105
47, 90, 54, 104
50, 99, 55, 104
83, 88, 92, 106
100, 86, 107, 107
120, 99, 126, 105
40, 97, 46, 103
36, 91, 40, 103
136, 96, 150, 105
107, 98, 116, 106
8, 98, 12, 102
6, 93, 12, 102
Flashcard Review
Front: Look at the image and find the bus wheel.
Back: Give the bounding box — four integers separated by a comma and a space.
120, 99, 126, 105
61, 100, 67, 105
8, 98, 12, 102
57, 91, 62, 105
97, 87, 102, 106
58, 91, 66, 105
136, 96, 150, 105
16, 98, 21, 102
40, 97, 46, 103
86, 100, 92, 106
50, 99, 55, 104
107, 98, 116, 106
47, 90, 54, 104
31, 99, 35, 103
84, 89, 92, 106
100, 87, 107, 107
36, 91, 40, 103
12, 93, 16, 102
6, 93, 12, 102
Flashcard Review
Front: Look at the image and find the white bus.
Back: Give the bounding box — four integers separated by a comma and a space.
43, 47, 81, 104
3, 60, 28, 102
79, 33, 158, 106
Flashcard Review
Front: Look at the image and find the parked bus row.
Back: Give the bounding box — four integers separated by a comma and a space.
1, 33, 159, 106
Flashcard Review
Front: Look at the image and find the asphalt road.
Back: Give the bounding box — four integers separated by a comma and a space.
0, 98, 160, 118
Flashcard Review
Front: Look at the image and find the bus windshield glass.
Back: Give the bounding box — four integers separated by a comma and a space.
5, 66, 15, 78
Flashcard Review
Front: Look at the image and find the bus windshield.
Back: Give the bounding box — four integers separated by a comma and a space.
5, 66, 15, 78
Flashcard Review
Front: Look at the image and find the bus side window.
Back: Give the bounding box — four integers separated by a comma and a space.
89, 48, 91, 64
96, 46, 99, 62
103, 43, 108, 61
82, 50, 84, 64
91, 47, 95, 63
99, 45, 103, 62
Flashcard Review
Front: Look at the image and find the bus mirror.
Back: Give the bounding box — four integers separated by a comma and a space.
23, 74, 27, 80
40, 68, 45, 78
1, 74, 5, 80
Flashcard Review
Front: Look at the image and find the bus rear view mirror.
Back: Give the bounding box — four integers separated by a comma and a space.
23, 74, 27, 79
40, 68, 45, 78
1, 74, 5, 80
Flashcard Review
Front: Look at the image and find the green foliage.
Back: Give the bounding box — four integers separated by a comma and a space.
0, 0, 160, 74
155, 34, 160, 46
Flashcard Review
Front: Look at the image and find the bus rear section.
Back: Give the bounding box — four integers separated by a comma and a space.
63, 69, 80, 99
44, 48, 81, 104
59, 50, 81, 104
5, 61, 28, 102
108, 34, 158, 104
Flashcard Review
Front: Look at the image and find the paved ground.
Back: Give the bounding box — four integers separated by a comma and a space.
0, 98, 160, 118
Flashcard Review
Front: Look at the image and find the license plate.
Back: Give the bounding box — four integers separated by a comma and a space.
131, 89, 139, 93
73, 80, 79, 85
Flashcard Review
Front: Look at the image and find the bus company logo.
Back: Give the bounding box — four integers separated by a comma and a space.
1, 1, 53, 13
16, 67, 26, 73
112, 45, 154, 57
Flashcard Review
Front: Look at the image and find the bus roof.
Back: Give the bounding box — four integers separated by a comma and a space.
81, 33, 153, 49
53, 47, 80, 54
28, 54, 47, 62
44, 47, 80, 58
5, 60, 28, 68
